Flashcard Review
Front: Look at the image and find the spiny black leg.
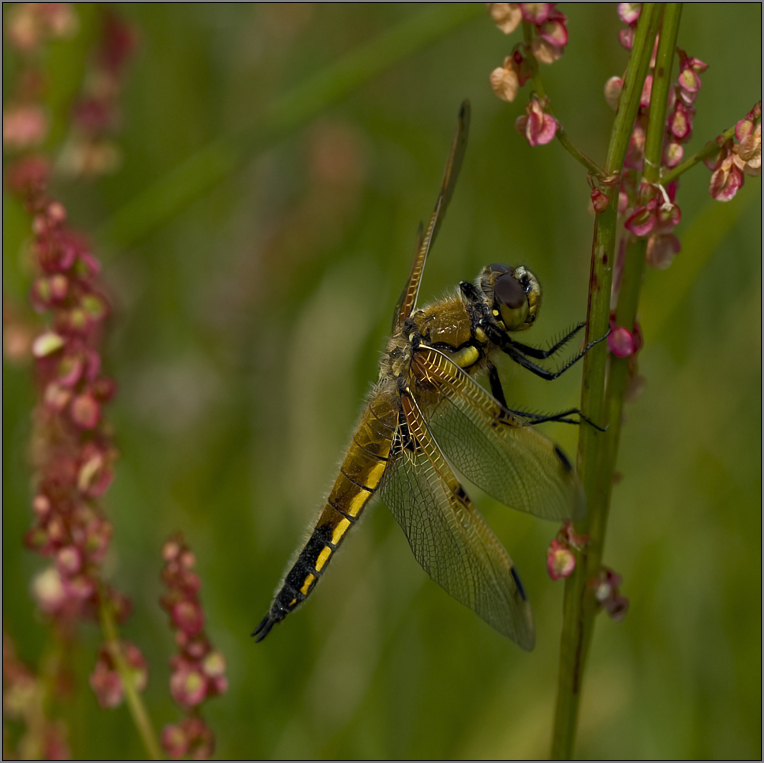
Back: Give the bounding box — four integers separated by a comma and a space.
506, 407, 607, 431
502, 329, 610, 381
509, 322, 586, 360
486, 362, 509, 409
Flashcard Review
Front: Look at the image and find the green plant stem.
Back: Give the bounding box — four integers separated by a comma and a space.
95, 3, 483, 250
98, 593, 164, 760
550, 4, 666, 759
521, 21, 607, 178
660, 124, 735, 184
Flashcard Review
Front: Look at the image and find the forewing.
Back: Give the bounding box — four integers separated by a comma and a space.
413, 346, 586, 521
394, 100, 471, 329
378, 392, 534, 649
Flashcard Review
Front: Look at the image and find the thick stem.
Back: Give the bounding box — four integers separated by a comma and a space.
550, 4, 667, 759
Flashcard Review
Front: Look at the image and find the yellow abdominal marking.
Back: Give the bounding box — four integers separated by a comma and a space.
331, 517, 351, 545
300, 573, 316, 595
450, 345, 479, 368
347, 490, 368, 517
366, 461, 385, 489
315, 545, 332, 572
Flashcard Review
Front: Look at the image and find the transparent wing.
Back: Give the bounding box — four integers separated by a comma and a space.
378, 392, 534, 649
413, 346, 586, 521
394, 100, 471, 329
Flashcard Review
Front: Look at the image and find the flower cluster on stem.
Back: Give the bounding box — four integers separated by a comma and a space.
487, 3, 570, 146
160, 534, 228, 760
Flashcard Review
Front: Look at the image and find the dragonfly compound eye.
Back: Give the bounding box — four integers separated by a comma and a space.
494, 272, 530, 331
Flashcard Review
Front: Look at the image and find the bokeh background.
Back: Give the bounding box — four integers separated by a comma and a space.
3, 3, 761, 759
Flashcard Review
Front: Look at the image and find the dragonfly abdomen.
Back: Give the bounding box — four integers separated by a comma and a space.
253, 393, 397, 641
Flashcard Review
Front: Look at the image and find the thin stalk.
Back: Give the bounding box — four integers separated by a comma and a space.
660, 123, 735, 184
550, 4, 666, 759
98, 593, 164, 761
521, 21, 606, 178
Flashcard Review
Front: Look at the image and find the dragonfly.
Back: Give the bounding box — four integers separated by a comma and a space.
254, 101, 604, 650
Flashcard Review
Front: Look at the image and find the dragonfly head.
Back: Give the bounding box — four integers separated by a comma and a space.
478, 264, 542, 332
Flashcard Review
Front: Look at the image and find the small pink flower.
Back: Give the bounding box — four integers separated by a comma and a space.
618, 26, 634, 50
172, 600, 205, 636
162, 723, 190, 760
590, 186, 609, 213
663, 142, 683, 168
519, 2, 552, 24
70, 392, 101, 429
547, 539, 576, 580
624, 199, 656, 237
2, 104, 48, 150
709, 143, 745, 201
590, 567, 629, 621
31, 567, 68, 613
55, 545, 83, 577
669, 101, 693, 141
639, 75, 653, 109
530, 36, 564, 64
604, 76, 623, 111
487, 2, 523, 34
516, 97, 558, 147
646, 234, 681, 270
170, 662, 208, 707
738, 122, 761, 175
617, 2, 642, 25
490, 60, 520, 103
608, 326, 636, 358
90, 658, 124, 708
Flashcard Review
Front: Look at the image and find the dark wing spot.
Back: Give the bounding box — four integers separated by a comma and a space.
554, 445, 573, 472
511, 567, 527, 601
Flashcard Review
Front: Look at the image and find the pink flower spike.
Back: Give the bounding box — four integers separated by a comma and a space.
547, 540, 576, 580
608, 326, 636, 357
519, 2, 552, 24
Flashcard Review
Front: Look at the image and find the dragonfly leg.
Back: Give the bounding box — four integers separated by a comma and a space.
501, 328, 610, 381
509, 322, 586, 359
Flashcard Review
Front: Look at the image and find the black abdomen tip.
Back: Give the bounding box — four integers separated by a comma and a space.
252, 613, 275, 643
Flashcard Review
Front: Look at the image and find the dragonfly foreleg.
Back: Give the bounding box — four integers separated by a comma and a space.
508, 322, 586, 360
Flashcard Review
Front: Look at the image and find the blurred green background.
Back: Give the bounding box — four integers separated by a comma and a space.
3, 3, 761, 759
